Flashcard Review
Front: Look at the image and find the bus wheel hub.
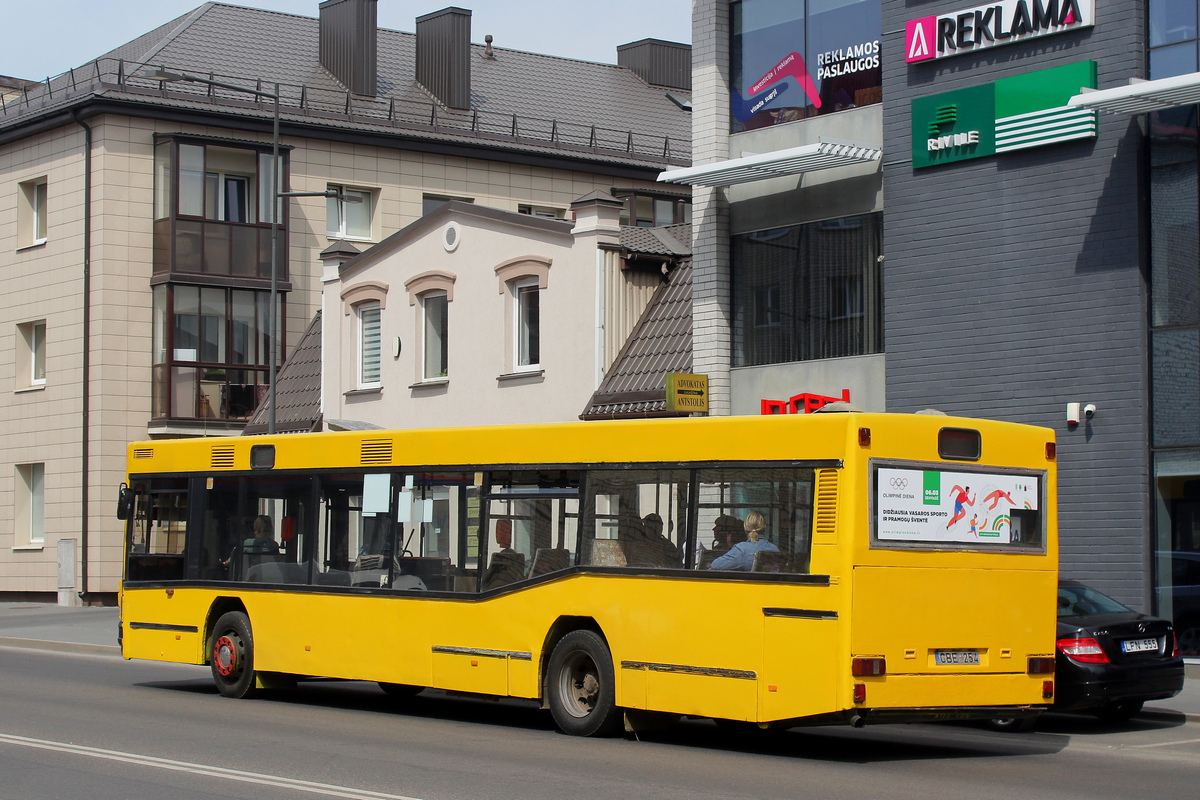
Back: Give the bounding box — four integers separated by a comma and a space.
214, 635, 239, 676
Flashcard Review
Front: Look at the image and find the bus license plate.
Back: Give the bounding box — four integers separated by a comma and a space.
1121, 638, 1158, 654
935, 649, 980, 666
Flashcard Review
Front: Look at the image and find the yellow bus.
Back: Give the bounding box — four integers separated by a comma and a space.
118, 411, 1058, 735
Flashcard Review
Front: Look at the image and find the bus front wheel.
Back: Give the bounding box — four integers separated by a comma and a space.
210, 611, 257, 699
547, 630, 622, 737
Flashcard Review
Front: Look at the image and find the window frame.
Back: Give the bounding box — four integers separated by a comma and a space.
421, 290, 449, 380
357, 300, 383, 390
14, 462, 46, 548
17, 178, 49, 249
327, 184, 375, 241
15, 320, 47, 391
513, 278, 541, 372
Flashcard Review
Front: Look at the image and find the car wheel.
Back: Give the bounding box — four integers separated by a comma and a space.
547, 630, 623, 737
1094, 700, 1143, 723
984, 715, 1038, 733
210, 611, 257, 699
1177, 620, 1200, 657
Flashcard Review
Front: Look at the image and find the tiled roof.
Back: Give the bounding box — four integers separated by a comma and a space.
243, 309, 323, 435
4, 3, 689, 167
582, 259, 693, 419
619, 223, 691, 256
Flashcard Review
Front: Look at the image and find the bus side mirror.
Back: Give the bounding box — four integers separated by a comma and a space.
116, 484, 134, 520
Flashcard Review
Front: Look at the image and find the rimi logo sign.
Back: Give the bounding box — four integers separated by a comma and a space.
910, 60, 1097, 169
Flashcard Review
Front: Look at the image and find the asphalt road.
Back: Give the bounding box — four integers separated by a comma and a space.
1, 646, 1197, 800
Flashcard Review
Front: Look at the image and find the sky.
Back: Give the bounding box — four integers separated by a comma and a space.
2, 0, 691, 80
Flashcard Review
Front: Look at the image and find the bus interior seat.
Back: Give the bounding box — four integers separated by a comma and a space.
590, 540, 627, 567
698, 549, 720, 570
396, 556, 452, 591
392, 574, 428, 590
246, 561, 307, 583
751, 550, 786, 573
529, 548, 570, 576
481, 550, 526, 590
315, 568, 352, 586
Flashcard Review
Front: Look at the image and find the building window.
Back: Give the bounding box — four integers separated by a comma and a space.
1150, 1, 1200, 78
518, 204, 566, 219
613, 190, 691, 227
730, 0, 881, 131
17, 178, 48, 248
15, 463, 45, 546
151, 284, 279, 422
327, 185, 374, 240
358, 301, 382, 388
422, 291, 449, 379
423, 194, 473, 215
515, 280, 540, 370
16, 320, 46, 389
732, 213, 882, 367
153, 138, 285, 280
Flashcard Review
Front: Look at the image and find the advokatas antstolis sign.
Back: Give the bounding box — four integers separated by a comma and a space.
911, 60, 1097, 169
906, 0, 1094, 64
665, 373, 708, 414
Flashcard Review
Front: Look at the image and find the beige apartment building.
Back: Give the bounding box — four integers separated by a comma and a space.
0, 0, 690, 602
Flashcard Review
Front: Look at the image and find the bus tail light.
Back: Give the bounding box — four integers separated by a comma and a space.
1058, 636, 1109, 664
853, 683, 866, 703
852, 657, 886, 676
858, 427, 871, 446
1045, 442, 1056, 460
1027, 656, 1055, 674
1042, 680, 1054, 700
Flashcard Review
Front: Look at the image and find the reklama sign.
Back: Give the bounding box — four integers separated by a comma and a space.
906, 0, 1094, 64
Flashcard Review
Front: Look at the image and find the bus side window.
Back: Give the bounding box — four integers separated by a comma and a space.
582, 470, 690, 570
481, 471, 580, 590
694, 468, 814, 574
125, 480, 187, 582
201, 475, 313, 584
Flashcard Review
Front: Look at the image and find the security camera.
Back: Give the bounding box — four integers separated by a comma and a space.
1083, 403, 1096, 420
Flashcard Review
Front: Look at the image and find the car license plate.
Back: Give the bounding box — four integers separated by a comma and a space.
935, 649, 980, 666
1121, 637, 1158, 654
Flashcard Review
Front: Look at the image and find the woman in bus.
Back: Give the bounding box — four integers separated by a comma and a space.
708, 511, 778, 571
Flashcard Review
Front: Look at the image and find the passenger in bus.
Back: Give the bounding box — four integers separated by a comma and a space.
708, 511, 778, 571
641, 513, 682, 564
696, 514, 744, 568
243, 515, 280, 555
482, 519, 525, 590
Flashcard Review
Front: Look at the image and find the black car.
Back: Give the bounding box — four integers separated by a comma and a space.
990, 580, 1185, 731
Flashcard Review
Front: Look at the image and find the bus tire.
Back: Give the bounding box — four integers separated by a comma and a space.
210, 611, 257, 699
547, 630, 622, 737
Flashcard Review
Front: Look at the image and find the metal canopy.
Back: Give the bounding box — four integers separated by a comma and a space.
657, 140, 881, 187
1067, 71, 1200, 115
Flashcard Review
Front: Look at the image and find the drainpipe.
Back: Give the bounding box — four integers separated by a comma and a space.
70, 110, 92, 603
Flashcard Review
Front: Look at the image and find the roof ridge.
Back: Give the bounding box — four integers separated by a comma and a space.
135, 3, 219, 69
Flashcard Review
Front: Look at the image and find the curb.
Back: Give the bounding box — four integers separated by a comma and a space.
0, 636, 121, 657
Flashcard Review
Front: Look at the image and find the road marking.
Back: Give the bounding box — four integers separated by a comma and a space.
1125, 737, 1200, 749
0, 733, 425, 800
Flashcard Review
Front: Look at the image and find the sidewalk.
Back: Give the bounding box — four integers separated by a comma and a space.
1, 601, 1197, 719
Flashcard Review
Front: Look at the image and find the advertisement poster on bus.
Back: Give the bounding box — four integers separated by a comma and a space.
875, 467, 1038, 545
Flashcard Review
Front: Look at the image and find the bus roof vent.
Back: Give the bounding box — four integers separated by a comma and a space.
211, 445, 235, 470
813, 468, 838, 544
132, 447, 154, 459
361, 438, 393, 465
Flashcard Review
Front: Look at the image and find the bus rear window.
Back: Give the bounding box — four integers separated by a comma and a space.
938, 428, 981, 461
872, 464, 1043, 552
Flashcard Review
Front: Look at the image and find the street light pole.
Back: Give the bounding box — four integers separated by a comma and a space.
269, 82, 280, 435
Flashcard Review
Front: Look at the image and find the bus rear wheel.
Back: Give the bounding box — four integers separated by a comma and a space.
210, 611, 257, 699
547, 630, 622, 737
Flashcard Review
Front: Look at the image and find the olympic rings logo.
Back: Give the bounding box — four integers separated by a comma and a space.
889, 477, 909, 489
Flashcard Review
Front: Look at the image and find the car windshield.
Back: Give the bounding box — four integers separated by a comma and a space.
1058, 584, 1132, 617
